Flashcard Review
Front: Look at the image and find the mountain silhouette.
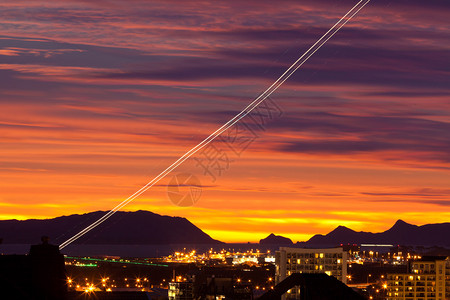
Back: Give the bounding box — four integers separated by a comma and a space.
304, 220, 450, 246
0, 210, 222, 245
1, 213, 448, 247
260, 233, 293, 245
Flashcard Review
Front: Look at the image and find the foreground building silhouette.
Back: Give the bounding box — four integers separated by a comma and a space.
30, 236, 67, 300
0, 236, 67, 300
259, 273, 365, 300
1, 238, 155, 300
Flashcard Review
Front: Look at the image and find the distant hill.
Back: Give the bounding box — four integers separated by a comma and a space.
0, 210, 223, 245
303, 220, 450, 247
2, 213, 448, 248
260, 233, 293, 245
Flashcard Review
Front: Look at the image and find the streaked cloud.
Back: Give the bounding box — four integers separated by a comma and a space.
0, 0, 449, 242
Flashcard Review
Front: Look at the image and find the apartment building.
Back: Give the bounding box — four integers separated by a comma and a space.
386, 256, 450, 300
275, 247, 347, 299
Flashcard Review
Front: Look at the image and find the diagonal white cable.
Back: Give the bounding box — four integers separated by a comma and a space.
59, 0, 371, 250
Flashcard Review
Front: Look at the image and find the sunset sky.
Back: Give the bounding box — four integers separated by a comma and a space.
1, 0, 449, 243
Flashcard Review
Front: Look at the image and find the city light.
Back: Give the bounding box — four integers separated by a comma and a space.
60, 243, 438, 299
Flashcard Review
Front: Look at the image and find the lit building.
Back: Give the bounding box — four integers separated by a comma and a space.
386, 256, 450, 300
230, 255, 259, 265
275, 247, 348, 299
168, 282, 194, 300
